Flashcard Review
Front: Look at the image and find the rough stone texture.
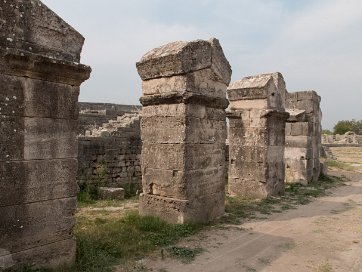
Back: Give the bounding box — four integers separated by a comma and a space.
227, 72, 288, 198
78, 114, 142, 192
78, 102, 141, 135
98, 187, 125, 200
285, 91, 322, 184
137, 38, 231, 224
0, 0, 90, 270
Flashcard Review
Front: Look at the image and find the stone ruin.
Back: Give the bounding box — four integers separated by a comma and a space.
0, 0, 326, 267
322, 131, 362, 145
78, 102, 141, 135
0, 0, 90, 269
227, 73, 289, 198
78, 113, 142, 193
136, 38, 231, 223
285, 91, 322, 184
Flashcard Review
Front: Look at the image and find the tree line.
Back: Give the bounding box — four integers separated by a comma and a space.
323, 119, 362, 135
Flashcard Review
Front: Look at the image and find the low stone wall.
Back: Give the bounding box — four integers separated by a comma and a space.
322, 133, 362, 145
77, 114, 142, 194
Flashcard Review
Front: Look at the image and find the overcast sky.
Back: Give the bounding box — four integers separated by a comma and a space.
42, 0, 362, 130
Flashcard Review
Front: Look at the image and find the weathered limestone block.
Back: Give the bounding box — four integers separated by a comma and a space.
0, 0, 90, 270
99, 187, 125, 200
228, 72, 286, 111
0, 159, 78, 207
285, 91, 322, 184
137, 38, 231, 223
227, 73, 288, 198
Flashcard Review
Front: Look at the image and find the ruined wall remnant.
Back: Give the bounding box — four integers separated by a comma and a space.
227, 73, 289, 198
78, 113, 141, 191
322, 132, 362, 146
78, 102, 141, 135
285, 91, 322, 184
136, 38, 231, 223
0, 0, 90, 269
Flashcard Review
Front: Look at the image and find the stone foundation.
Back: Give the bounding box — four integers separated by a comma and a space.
137, 38, 231, 223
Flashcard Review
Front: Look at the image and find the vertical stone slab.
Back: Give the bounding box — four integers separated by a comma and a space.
227, 73, 288, 198
0, 0, 91, 270
285, 91, 322, 184
136, 38, 231, 224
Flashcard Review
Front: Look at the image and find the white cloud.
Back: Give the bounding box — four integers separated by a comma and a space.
240, 0, 362, 129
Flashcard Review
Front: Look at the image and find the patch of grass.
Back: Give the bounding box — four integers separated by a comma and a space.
242, 266, 257, 272
257, 257, 271, 265
326, 159, 355, 171
71, 211, 203, 271
77, 189, 96, 206
167, 246, 204, 263
315, 262, 332, 272
19, 211, 203, 272
222, 174, 344, 224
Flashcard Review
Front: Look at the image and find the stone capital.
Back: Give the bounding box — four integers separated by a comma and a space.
136, 38, 232, 85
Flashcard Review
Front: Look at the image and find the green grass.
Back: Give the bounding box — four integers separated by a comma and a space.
326, 159, 355, 171
315, 262, 332, 272
70, 211, 203, 271
14, 212, 202, 272
166, 246, 204, 263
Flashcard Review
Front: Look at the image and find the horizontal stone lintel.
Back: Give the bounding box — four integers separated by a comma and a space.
140, 91, 229, 109
227, 87, 269, 101
227, 109, 289, 120
0, 48, 91, 86
136, 38, 232, 85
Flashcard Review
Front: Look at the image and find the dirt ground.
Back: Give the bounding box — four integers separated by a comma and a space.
329, 147, 362, 173
132, 149, 362, 272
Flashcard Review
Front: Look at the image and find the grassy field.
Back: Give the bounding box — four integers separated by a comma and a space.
328, 146, 362, 172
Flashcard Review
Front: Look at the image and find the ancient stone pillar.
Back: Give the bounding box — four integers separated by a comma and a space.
136, 38, 231, 224
285, 91, 322, 184
0, 0, 90, 269
227, 73, 288, 198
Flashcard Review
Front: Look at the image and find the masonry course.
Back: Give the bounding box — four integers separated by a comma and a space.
0, 0, 90, 269
137, 38, 231, 224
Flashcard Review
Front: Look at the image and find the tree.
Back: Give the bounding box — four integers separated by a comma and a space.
333, 119, 362, 135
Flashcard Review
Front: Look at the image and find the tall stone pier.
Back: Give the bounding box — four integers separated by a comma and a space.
136, 38, 231, 223
227, 73, 288, 198
0, 0, 90, 269
285, 91, 322, 184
